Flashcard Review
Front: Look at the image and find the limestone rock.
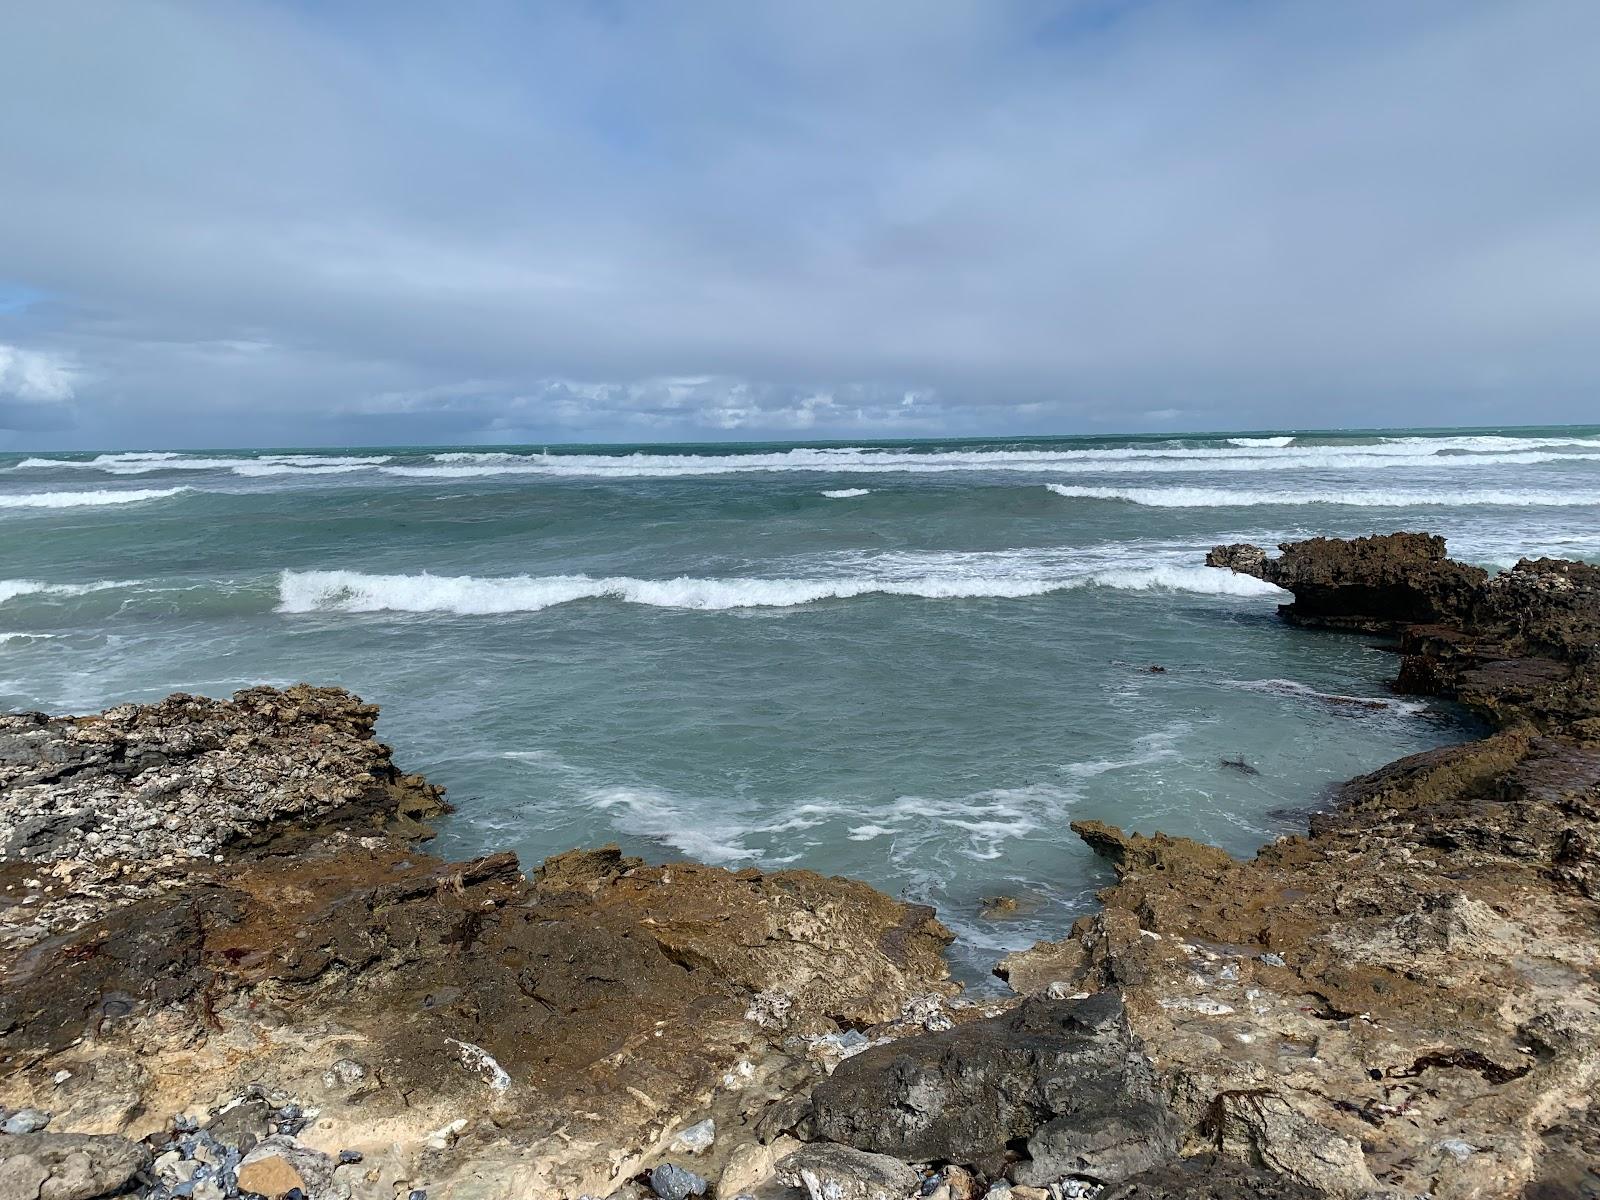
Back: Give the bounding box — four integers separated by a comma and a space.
0, 1132, 149, 1200
778, 1143, 918, 1200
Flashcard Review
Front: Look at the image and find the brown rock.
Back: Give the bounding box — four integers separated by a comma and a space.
235, 1153, 306, 1199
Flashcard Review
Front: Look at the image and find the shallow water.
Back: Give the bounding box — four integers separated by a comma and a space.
4, 426, 1595, 983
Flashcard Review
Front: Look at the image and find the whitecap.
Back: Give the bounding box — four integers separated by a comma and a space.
0, 487, 189, 509
275, 561, 1284, 616
821, 488, 872, 498
1045, 483, 1600, 508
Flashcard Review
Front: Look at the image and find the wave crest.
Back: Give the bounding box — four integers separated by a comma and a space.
277, 563, 1283, 616
1045, 484, 1600, 508
0, 487, 189, 509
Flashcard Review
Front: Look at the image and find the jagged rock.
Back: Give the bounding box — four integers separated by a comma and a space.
1068, 822, 1234, 880
778, 1143, 918, 1200
0, 1132, 149, 1200
808, 994, 1178, 1181
1205, 533, 1487, 630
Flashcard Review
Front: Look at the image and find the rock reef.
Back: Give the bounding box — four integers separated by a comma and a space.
3, 534, 1598, 1200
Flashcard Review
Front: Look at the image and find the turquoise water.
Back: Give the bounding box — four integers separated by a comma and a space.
4, 426, 1598, 982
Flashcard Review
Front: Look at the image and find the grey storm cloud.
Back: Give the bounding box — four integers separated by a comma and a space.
1, 0, 1598, 447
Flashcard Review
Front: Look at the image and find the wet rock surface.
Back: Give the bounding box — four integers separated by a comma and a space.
5, 533, 1599, 1200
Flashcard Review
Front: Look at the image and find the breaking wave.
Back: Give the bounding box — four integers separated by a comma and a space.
821, 488, 872, 498
1045, 484, 1600, 508
277, 562, 1284, 615
11, 453, 390, 475
0, 487, 189, 509
1227, 436, 1296, 448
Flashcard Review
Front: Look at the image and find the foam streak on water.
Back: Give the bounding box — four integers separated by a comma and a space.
3, 424, 1594, 985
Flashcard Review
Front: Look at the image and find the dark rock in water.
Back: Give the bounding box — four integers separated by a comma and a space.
0, 1132, 151, 1200
1218, 756, 1259, 776
807, 993, 1179, 1181
1069, 821, 1233, 881
649, 1162, 708, 1200
1206, 533, 1486, 631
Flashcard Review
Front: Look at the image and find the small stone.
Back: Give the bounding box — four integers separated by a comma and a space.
338, 1149, 364, 1165
942, 1166, 980, 1200
649, 1162, 708, 1200
235, 1153, 306, 1199
1260, 952, 1287, 967
322, 1058, 367, 1089
409, 1190, 428, 1200
2, 1107, 52, 1134
669, 1118, 715, 1155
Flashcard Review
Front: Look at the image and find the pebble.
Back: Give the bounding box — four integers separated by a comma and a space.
669, 1118, 715, 1154
1260, 952, 1287, 967
322, 1057, 367, 1089
649, 1162, 708, 1200
338, 1149, 364, 1165
1, 1108, 52, 1134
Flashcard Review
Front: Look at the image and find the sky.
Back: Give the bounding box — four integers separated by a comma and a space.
2, 0, 1598, 449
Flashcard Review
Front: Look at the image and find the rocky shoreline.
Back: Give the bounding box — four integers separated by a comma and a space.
3, 533, 1597, 1200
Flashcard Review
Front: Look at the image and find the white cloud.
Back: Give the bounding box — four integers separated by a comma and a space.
0, 344, 75, 404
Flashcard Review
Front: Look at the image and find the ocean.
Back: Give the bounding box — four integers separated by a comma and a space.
4, 426, 1598, 983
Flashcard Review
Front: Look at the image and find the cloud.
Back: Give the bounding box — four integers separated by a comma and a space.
0, 343, 77, 431
1, 1, 1598, 446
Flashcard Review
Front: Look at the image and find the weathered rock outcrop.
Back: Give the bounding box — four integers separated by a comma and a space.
1, 688, 956, 1200
1000, 534, 1600, 1198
